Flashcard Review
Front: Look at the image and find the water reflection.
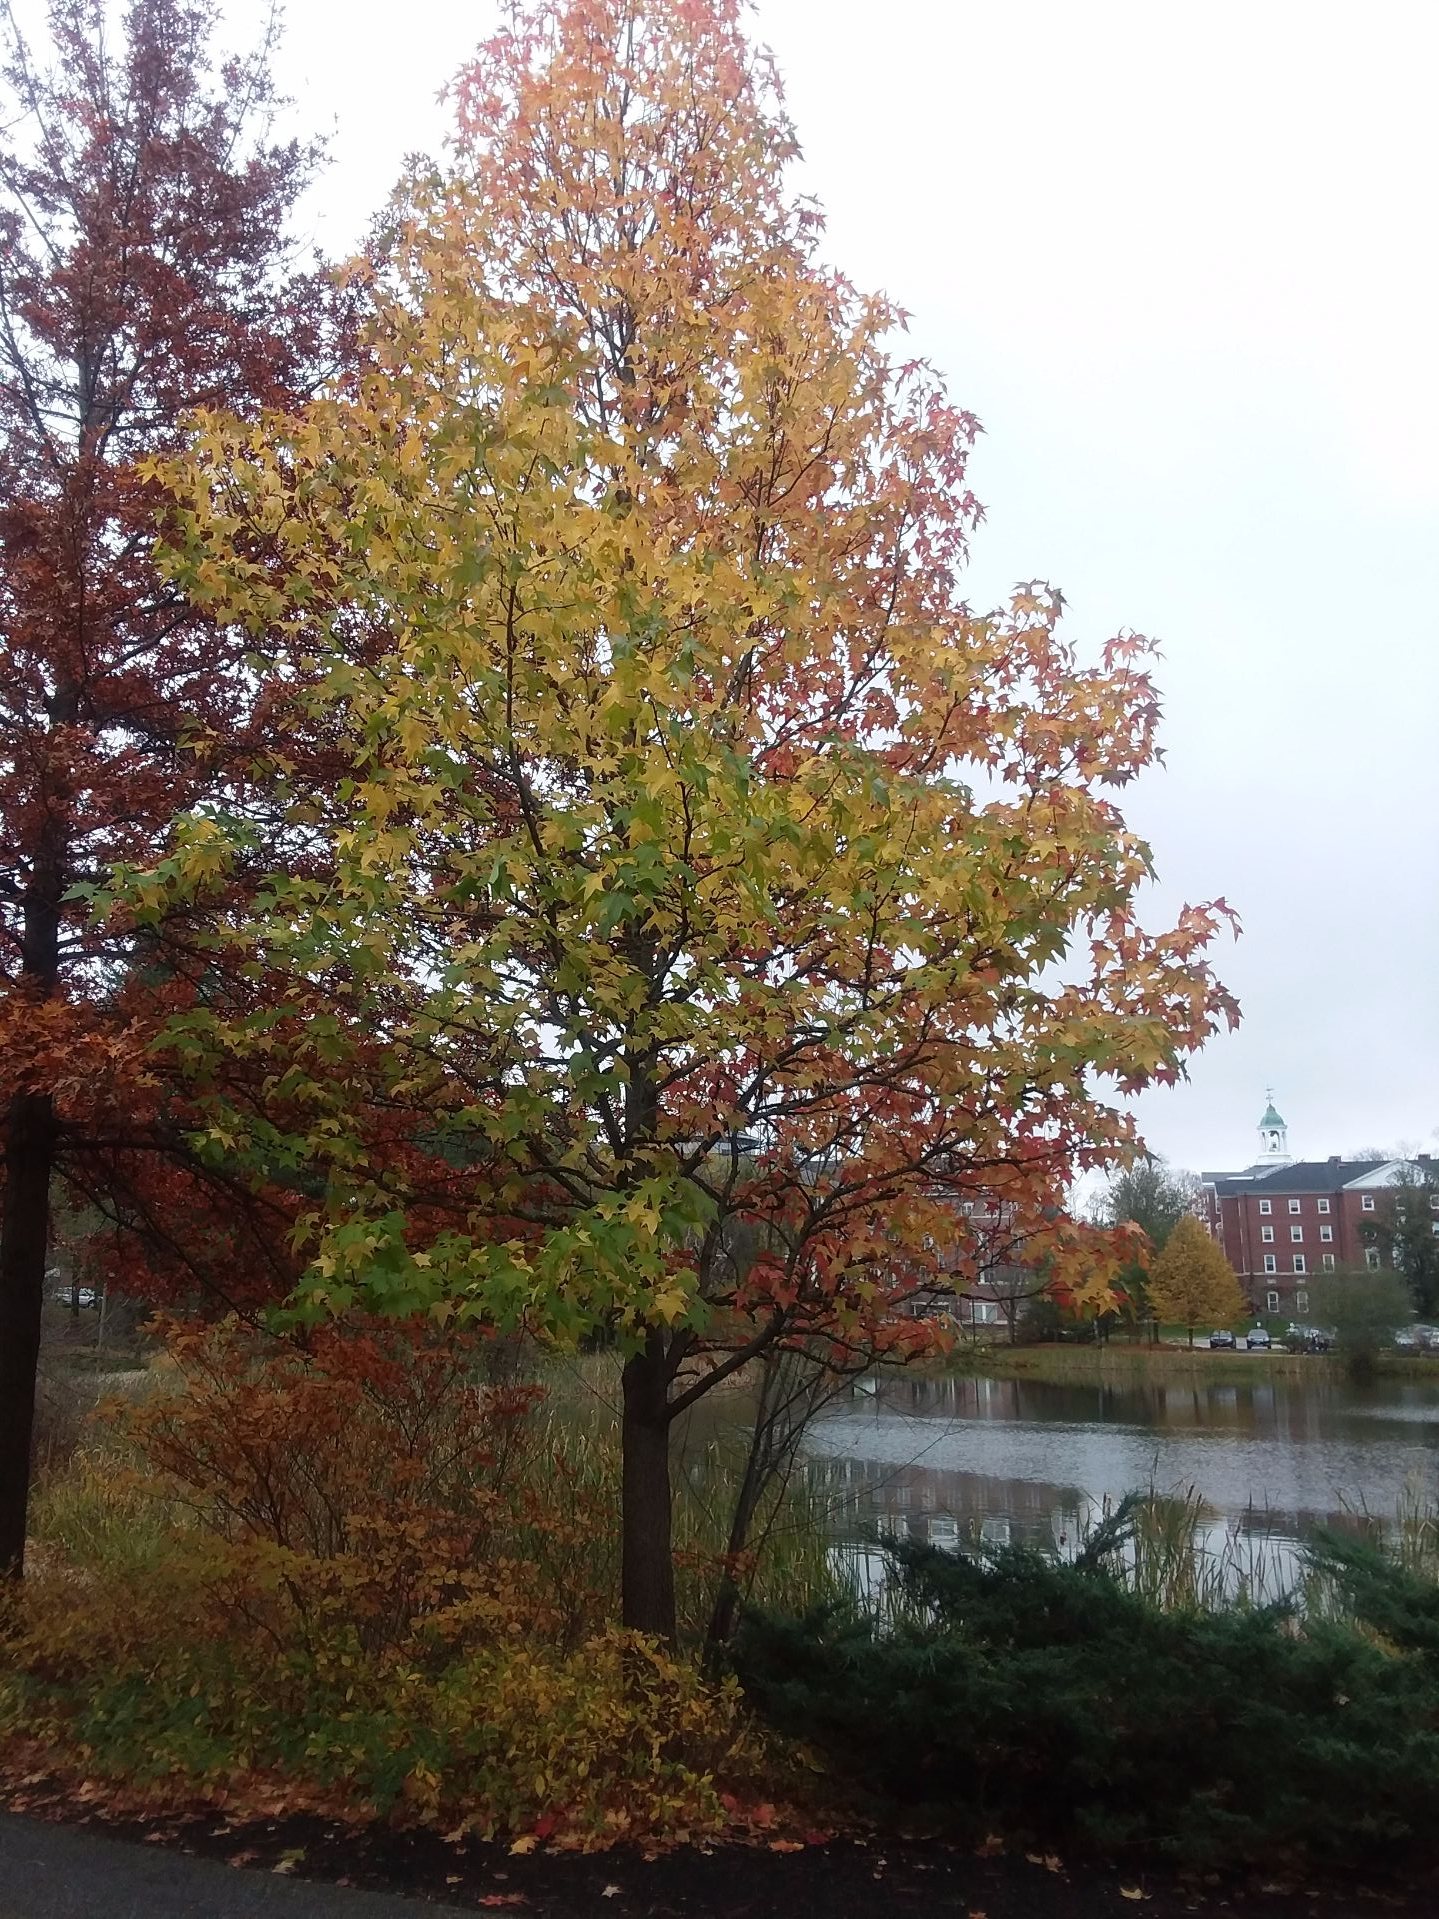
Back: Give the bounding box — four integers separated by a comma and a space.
803, 1371, 1439, 1578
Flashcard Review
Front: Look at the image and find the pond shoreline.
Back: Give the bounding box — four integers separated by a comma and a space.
925, 1342, 1439, 1387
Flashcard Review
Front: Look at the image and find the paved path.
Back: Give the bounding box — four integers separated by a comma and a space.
0, 1814, 470, 1919
5, 1806, 1434, 1919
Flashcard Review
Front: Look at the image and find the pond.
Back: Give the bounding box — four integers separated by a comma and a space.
800, 1368, 1439, 1592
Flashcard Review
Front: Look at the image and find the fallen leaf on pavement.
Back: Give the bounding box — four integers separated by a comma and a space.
509, 1835, 538, 1856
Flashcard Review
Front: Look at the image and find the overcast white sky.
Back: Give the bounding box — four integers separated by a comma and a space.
260, 0, 1437, 1174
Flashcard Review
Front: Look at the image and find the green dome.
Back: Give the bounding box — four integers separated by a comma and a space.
1259, 1100, 1285, 1130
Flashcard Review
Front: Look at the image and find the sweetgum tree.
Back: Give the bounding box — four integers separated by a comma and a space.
0, 0, 333, 1572
137, 0, 1239, 1639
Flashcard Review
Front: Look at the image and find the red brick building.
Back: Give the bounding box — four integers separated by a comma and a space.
1201, 1099, 1436, 1314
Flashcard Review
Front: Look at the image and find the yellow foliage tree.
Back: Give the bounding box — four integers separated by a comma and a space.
124, 0, 1240, 1637
1145, 1215, 1246, 1346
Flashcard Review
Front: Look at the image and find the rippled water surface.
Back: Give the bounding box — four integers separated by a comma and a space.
801, 1369, 1439, 1567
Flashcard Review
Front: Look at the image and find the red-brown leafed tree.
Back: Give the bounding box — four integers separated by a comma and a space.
0, 0, 336, 1573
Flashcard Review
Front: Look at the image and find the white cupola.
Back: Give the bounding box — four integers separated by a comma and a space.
1257, 1092, 1291, 1164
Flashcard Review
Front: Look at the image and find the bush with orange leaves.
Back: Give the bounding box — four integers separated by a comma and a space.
0, 1318, 753, 1844
124, 1314, 608, 1655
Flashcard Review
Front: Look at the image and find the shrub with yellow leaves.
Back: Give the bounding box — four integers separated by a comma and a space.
0, 1317, 757, 1844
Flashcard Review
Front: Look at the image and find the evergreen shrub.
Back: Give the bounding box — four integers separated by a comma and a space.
733, 1505, 1439, 1867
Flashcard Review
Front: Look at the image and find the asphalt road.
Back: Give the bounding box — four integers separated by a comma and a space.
0, 1814, 471, 1919
5, 1806, 1436, 1919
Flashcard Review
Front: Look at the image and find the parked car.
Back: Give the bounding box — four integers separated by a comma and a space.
1415, 1325, 1439, 1353
1244, 1326, 1272, 1350
48, 1280, 98, 1308
1393, 1328, 1421, 1352
1208, 1329, 1236, 1350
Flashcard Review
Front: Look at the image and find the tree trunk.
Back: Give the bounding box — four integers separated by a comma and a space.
2, 810, 66, 1578
0, 1090, 56, 1576
621, 1333, 676, 1642
703, 1352, 780, 1661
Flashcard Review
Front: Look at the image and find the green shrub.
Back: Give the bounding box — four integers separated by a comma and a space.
733, 1504, 1439, 1869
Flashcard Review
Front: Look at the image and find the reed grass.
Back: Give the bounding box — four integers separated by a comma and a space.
1090, 1487, 1294, 1611
29, 1438, 190, 1577
530, 1351, 844, 1641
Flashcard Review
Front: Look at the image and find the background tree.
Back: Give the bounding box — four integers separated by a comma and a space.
1360, 1167, 1439, 1320
1308, 1268, 1412, 1384
1095, 1156, 1202, 1338
981, 1260, 1053, 1344
1145, 1215, 1244, 1346
1097, 1157, 1201, 1248
0, 0, 333, 1574
133, 0, 1238, 1641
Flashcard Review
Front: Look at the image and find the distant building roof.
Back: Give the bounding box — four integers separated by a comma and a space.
1203, 1159, 1385, 1197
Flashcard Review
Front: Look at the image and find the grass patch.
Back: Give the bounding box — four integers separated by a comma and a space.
944, 1342, 1331, 1385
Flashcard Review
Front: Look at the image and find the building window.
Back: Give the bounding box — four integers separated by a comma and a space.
1321, 1254, 1336, 1271
1288, 1199, 1302, 1215
1266, 1289, 1280, 1310
1365, 1247, 1381, 1270
1259, 1200, 1272, 1216
1362, 1196, 1376, 1212
1261, 1225, 1274, 1243
1319, 1225, 1333, 1243
1293, 1254, 1306, 1274
1317, 1198, 1330, 1214
1263, 1254, 1277, 1274
1295, 1290, 1309, 1312
1290, 1226, 1304, 1243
